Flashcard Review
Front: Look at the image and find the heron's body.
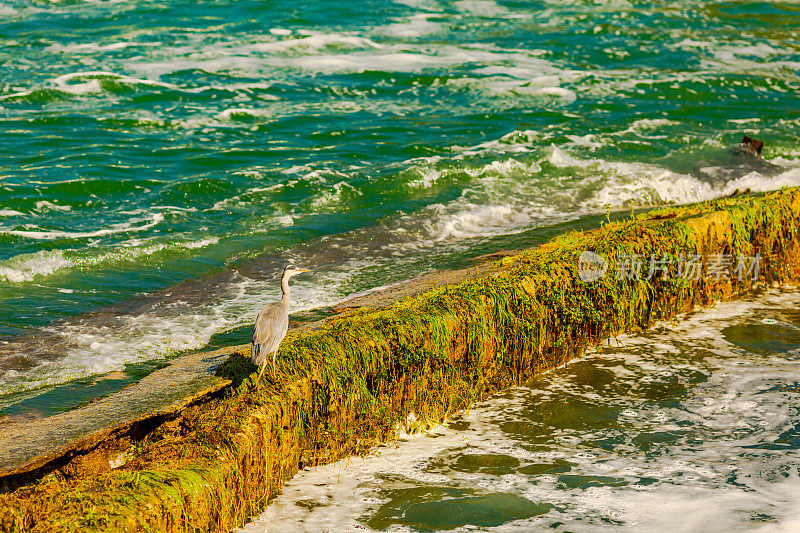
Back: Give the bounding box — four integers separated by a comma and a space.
251, 300, 289, 366
250, 264, 308, 384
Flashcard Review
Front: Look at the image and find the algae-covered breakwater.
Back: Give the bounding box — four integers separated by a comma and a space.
2, 189, 800, 532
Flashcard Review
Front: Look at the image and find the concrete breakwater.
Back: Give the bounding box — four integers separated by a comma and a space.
1, 189, 799, 532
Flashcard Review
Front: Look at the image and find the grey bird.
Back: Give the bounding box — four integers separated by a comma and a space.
251, 264, 310, 386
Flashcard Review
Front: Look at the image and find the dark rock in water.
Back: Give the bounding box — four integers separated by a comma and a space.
692, 136, 782, 186
740, 135, 764, 156
658, 134, 782, 187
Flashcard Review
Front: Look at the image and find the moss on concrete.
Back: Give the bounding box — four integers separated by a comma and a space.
2, 188, 799, 532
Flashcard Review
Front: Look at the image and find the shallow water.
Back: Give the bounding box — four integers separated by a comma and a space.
2, 1, 800, 416
241, 289, 800, 532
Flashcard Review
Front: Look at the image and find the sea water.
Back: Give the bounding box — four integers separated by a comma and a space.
3, 0, 800, 528
1, 0, 799, 495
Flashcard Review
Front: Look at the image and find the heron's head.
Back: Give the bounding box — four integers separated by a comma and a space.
282, 264, 310, 279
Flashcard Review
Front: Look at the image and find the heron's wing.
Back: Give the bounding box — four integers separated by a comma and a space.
251, 301, 289, 364
251, 339, 260, 363
253, 302, 280, 344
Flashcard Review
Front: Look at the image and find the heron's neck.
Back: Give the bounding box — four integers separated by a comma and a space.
280, 275, 291, 303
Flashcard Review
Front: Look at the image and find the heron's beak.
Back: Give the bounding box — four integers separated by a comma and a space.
300, 268, 311, 273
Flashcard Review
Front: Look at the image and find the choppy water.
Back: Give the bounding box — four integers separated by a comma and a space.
242, 289, 800, 532
1, 1, 800, 415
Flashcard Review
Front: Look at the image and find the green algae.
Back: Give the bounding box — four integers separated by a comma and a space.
2, 189, 800, 533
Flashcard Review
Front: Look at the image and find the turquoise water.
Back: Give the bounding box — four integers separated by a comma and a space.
1, 1, 800, 413
243, 290, 800, 532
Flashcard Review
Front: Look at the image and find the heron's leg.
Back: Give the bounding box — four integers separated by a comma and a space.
254, 357, 268, 388
271, 348, 278, 378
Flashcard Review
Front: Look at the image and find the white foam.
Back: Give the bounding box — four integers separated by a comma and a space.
286, 44, 554, 75
399, 157, 566, 241
728, 117, 761, 125
615, 118, 677, 136
513, 85, 577, 101
454, 0, 517, 17
374, 13, 444, 38
45, 41, 157, 53
0, 212, 164, 240
35, 200, 71, 212
52, 71, 175, 94
209, 184, 284, 211
697, 42, 800, 74
427, 203, 523, 240
0, 236, 218, 284
182, 81, 278, 95
721, 167, 800, 195
216, 107, 273, 120
309, 181, 363, 210
0, 71, 177, 101
252, 33, 383, 54
544, 145, 799, 208
565, 134, 604, 148
405, 166, 442, 188
0, 250, 73, 283
182, 237, 219, 249
118, 28, 565, 83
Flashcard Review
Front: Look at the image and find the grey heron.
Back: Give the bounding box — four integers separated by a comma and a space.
251, 264, 310, 386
